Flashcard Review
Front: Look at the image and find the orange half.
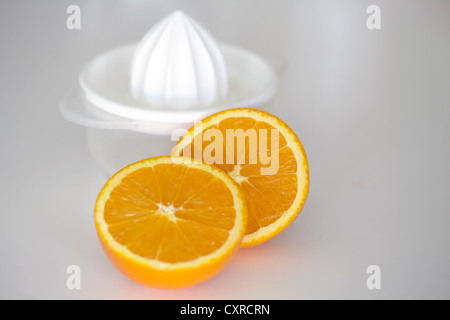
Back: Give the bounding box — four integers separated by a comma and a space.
173, 108, 309, 247
94, 156, 247, 288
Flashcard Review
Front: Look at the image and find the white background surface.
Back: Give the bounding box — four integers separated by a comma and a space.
1, 0, 449, 299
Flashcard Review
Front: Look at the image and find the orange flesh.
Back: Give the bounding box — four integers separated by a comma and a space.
103, 164, 236, 263
179, 117, 298, 236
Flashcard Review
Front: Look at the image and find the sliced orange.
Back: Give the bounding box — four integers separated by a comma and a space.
94, 156, 247, 289
172, 108, 309, 247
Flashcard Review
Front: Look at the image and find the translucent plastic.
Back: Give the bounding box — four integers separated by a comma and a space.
60, 11, 281, 176
61, 88, 274, 176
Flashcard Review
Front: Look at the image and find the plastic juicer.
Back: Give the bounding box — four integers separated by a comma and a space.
60, 11, 278, 175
